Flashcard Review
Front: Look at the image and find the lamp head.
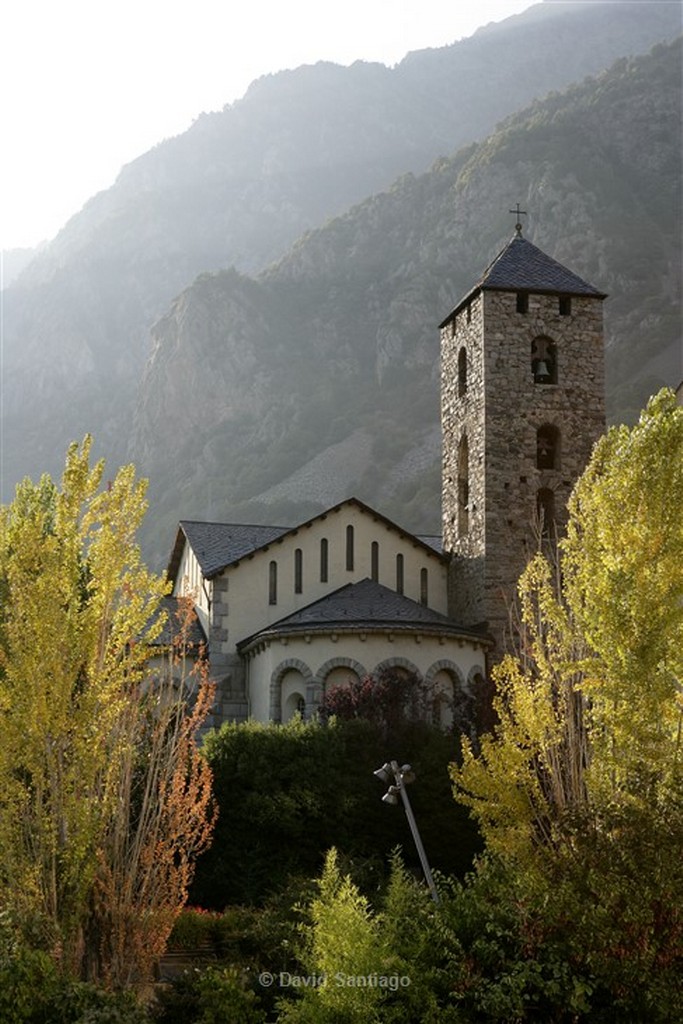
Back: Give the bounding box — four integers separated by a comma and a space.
381, 786, 400, 806
373, 763, 393, 784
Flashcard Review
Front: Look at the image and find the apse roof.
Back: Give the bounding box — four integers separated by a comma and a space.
440, 231, 606, 325
238, 578, 489, 650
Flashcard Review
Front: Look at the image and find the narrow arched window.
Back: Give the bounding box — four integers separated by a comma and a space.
294, 548, 303, 593
371, 541, 379, 582
536, 425, 561, 470
531, 336, 558, 384
320, 538, 328, 582
457, 347, 467, 397
396, 553, 404, 595
537, 488, 556, 539
346, 525, 354, 571
420, 567, 428, 606
458, 436, 469, 537
268, 560, 277, 605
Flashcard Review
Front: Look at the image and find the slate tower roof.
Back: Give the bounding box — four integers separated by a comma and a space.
440, 231, 606, 324
480, 233, 606, 295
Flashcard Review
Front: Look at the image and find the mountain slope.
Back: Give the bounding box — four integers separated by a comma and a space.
130, 39, 682, 564
1, 0, 679, 500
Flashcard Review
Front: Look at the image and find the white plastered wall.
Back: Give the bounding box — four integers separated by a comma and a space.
173, 542, 211, 635
220, 503, 449, 657
244, 629, 487, 723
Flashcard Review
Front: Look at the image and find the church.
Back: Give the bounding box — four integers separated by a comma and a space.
165, 222, 606, 730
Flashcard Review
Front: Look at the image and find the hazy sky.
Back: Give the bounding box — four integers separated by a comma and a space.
1, 0, 534, 251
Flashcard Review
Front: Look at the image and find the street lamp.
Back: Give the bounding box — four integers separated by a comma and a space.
374, 760, 439, 903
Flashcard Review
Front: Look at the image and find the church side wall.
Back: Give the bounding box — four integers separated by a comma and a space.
173, 543, 210, 635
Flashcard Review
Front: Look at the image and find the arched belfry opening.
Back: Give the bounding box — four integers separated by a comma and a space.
531, 336, 558, 384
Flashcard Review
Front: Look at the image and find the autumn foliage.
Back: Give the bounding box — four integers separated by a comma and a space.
0, 438, 215, 987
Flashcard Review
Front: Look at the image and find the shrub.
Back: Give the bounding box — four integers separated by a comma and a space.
192, 716, 479, 907
153, 965, 265, 1024
168, 908, 221, 950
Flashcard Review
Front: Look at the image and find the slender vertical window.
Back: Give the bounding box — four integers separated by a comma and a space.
458, 436, 469, 537
268, 560, 277, 605
537, 488, 556, 539
516, 291, 529, 313
536, 425, 561, 470
371, 541, 379, 582
294, 548, 303, 594
559, 296, 571, 316
396, 553, 404, 595
420, 567, 428, 606
346, 525, 354, 571
457, 347, 467, 397
320, 538, 328, 582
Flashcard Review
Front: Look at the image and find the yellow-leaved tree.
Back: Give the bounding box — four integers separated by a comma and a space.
0, 438, 215, 986
451, 390, 682, 988
453, 387, 682, 857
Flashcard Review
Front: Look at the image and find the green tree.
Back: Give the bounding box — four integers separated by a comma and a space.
449, 389, 683, 1016
562, 388, 682, 804
453, 388, 682, 860
0, 438, 215, 985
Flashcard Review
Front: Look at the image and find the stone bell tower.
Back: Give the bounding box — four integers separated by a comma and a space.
440, 216, 606, 655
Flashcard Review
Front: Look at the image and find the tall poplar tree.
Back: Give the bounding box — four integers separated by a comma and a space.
452, 388, 682, 859
0, 438, 215, 984
450, 390, 682, 1002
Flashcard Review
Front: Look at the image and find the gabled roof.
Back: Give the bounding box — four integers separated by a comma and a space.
416, 534, 443, 554
148, 596, 207, 647
238, 578, 490, 651
167, 497, 446, 583
168, 521, 289, 581
440, 232, 606, 325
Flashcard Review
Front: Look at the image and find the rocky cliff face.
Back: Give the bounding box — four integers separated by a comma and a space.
1, 1, 679, 504
129, 40, 681, 565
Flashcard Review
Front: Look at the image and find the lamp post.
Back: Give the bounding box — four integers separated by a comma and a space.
374, 760, 439, 903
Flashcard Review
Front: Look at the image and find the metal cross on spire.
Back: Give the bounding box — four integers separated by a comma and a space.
509, 203, 527, 235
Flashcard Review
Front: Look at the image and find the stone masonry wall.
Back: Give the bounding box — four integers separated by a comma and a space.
208, 574, 249, 723
441, 292, 486, 627
442, 287, 605, 655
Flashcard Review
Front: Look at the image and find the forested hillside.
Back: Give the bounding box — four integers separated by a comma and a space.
129, 39, 682, 564
1, 0, 679, 520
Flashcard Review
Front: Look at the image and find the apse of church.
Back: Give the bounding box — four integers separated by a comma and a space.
440, 219, 606, 653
